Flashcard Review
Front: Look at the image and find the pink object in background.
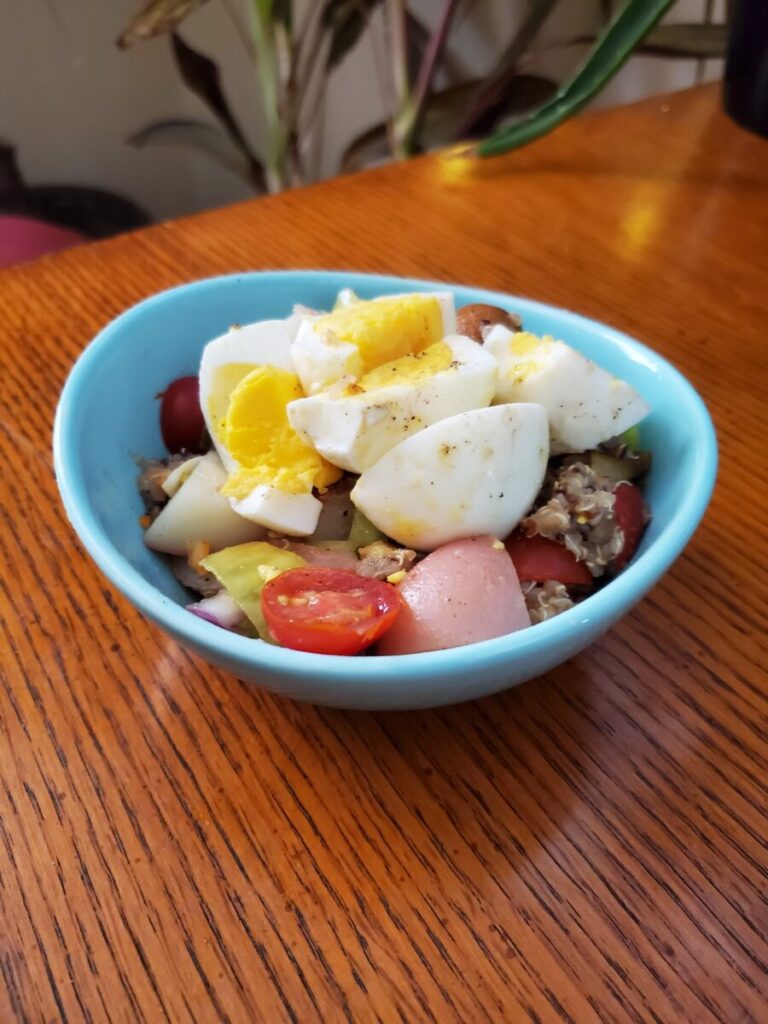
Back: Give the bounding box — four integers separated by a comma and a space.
0, 215, 85, 269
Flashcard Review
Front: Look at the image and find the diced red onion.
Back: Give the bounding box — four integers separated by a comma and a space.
186, 591, 245, 630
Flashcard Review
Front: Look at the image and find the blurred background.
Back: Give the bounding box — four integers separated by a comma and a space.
0, 0, 726, 235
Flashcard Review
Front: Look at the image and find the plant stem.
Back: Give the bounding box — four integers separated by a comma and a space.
395, 0, 461, 156
294, 11, 328, 125
387, 0, 411, 157
370, 9, 395, 112
296, 33, 332, 184
292, 0, 325, 101
248, 0, 289, 191
292, 0, 321, 65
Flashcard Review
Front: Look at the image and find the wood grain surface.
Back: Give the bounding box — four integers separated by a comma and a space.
1, 84, 766, 1023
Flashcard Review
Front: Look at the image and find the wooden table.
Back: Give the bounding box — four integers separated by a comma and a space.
1, 84, 766, 1023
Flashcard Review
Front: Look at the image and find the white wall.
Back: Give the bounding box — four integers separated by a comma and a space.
0, 0, 725, 222
0, 0, 254, 220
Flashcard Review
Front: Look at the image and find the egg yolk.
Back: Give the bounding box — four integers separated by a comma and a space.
313, 295, 443, 374
207, 363, 260, 445
503, 331, 552, 384
220, 366, 342, 499
353, 341, 453, 393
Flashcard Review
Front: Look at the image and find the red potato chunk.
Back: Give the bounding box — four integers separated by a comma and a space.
376, 536, 530, 655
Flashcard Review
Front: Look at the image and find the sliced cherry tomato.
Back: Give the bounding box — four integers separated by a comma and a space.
505, 531, 592, 585
159, 375, 207, 454
612, 482, 646, 570
261, 568, 403, 656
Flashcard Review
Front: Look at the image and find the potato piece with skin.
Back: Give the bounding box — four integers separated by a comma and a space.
376, 536, 530, 655
144, 451, 265, 555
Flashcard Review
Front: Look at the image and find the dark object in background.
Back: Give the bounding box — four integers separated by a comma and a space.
0, 142, 150, 238
724, 0, 768, 138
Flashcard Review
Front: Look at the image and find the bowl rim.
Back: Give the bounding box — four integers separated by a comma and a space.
53, 270, 718, 688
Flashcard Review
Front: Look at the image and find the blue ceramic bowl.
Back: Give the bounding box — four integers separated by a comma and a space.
54, 272, 717, 709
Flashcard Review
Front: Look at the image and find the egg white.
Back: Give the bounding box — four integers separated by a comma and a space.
286, 335, 497, 473
228, 486, 322, 537
199, 319, 296, 472
484, 325, 650, 453
350, 403, 549, 551
198, 318, 334, 537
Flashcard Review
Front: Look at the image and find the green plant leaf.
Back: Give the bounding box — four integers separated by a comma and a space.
574, 22, 728, 58
127, 118, 260, 184
426, 75, 558, 146
321, 0, 384, 71
476, 0, 677, 158
638, 22, 728, 58
456, 0, 560, 137
117, 0, 208, 48
170, 33, 266, 190
251, 0, 274, 22
458, 74, 557, 138
341, 75, 557, 172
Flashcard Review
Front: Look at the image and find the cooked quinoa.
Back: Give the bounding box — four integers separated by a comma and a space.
522, 460, 626, 577
523, 580, 575, 623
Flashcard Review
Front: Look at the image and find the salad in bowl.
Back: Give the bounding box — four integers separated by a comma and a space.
137, 289, 652, 657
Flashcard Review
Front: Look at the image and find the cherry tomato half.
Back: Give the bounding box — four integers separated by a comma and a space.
611, 482, 646, 570
159, 375, 207, 454
261, 568, 403, 655
505, 532, 593, 585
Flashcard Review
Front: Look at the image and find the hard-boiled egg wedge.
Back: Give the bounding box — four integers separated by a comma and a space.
228, 487, 323, 537
199, 319, 296, 471
216, 365, 342, 536
350, 404, 549, 551
291, 292, 456, 395
484, 326, 650, 454
286, 334, 497, 473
